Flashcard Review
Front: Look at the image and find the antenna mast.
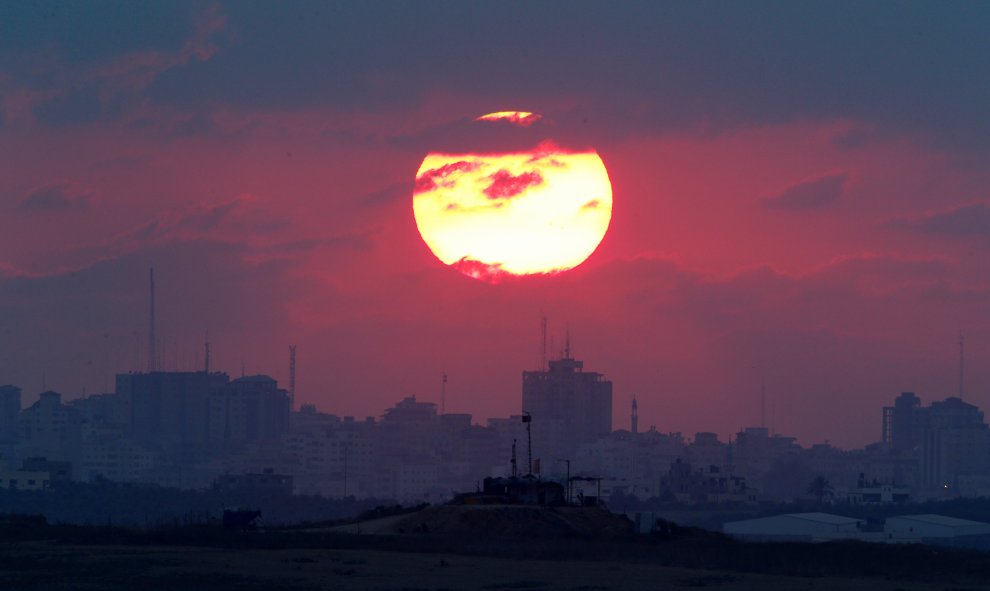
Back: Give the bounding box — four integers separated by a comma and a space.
289, 345, 297, 411
522, 411, 533, 476
148, 267, 157, 372
959, 331, 965, 400
511, 439, 518, 478
761, 379, 766, 429
540, 315, 547, 370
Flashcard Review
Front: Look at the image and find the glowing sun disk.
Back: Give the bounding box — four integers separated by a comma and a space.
413, 145, 612, 282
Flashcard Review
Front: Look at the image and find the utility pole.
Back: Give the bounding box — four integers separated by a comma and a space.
558, 458, 571, 505
511, 439, 518, 478
522, 411, 533, 476
343, 442, 349, 498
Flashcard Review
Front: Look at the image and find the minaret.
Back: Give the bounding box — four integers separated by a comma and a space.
148, 267, 157, 372
440, 371, 447, 415
631, 397, 639, 434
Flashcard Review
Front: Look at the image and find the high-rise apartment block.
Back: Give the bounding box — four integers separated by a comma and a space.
522, 356, 612, 460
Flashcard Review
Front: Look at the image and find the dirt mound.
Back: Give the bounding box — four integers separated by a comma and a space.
387, 505, 632, 538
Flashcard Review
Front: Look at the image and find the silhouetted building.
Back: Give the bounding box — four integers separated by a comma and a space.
920, 397, 990, 491
214, 467, 293, 495
116, 371, 230, 453
19, 391, 82, 465
0, 385, 21, 444
883, 392, 923, 451
209, 375, 290, 446
522, 356, 612, 459
21, 457, 72, 482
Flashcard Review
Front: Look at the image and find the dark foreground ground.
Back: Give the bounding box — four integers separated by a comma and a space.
2, 506, 989, 591
1, 540, 984, 591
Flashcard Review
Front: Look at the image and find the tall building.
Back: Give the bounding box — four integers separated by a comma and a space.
0, 385, 21, 444
115, 371, 230, 452
920, 397, 990, 491
19, 391, 82, 464
208, 375, 290, 446
522, 355, 612, 459
882, 392, 923, 451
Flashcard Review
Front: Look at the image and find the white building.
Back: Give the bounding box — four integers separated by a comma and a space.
885, 514, 990, 540
724, 513, 862, 542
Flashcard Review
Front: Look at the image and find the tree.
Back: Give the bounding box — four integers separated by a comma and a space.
806, 475, 834, 505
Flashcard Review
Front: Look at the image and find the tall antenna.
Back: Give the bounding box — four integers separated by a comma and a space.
564, 328, 571, 359
761, 379, 766, 429
148, 267, 157, 372
441, 371, 447, 415
771, 401, 777, 436
540, 314, 547, 370
289, 345, 297, 411
959, 331, 965, 400
631, 397, 639, 434
522, 411, 533, 476
204, 330, 211, 373
511, 439, 518, 478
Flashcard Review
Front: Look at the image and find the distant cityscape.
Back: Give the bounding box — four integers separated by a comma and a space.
1, 341, 987, 506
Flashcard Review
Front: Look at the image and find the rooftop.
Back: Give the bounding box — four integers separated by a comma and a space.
891, 514, 990, 527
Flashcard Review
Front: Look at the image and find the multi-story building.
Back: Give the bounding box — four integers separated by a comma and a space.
116, 371, 230, 453
208, 375, 290, 447
882, 392, 924, 452
18, 391, 82, 465
920, 397, 990, 492
521, 355, 612, 460
0, 385, 21, 444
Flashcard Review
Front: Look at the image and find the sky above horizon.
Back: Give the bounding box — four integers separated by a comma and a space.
2, 1, 989, 448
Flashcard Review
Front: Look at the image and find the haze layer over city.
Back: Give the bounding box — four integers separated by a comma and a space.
1, 2, 989, 500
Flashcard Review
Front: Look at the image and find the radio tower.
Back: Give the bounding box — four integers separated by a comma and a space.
959, 331, 965, 400
204, 330, 211, 373
289, 345, 297, 411
540, 314, 548, 370
148, 267, 157, 372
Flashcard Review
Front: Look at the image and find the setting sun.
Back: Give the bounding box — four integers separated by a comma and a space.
413, 132, 613, 283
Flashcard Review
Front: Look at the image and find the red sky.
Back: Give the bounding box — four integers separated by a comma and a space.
1, 2, 989, 447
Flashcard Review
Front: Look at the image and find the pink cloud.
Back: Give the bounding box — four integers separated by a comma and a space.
414, 161, 479, 194
482, 169, 543, 200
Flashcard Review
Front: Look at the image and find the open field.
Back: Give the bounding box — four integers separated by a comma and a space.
0, 541, 981, 591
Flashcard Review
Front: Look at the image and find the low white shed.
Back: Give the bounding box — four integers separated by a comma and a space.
724, 512, 861, 541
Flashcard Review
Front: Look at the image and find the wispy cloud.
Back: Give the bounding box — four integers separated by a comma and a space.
763, 172, 847, 210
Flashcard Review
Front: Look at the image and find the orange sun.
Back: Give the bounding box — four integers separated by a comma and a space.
413, 113, 613, 283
